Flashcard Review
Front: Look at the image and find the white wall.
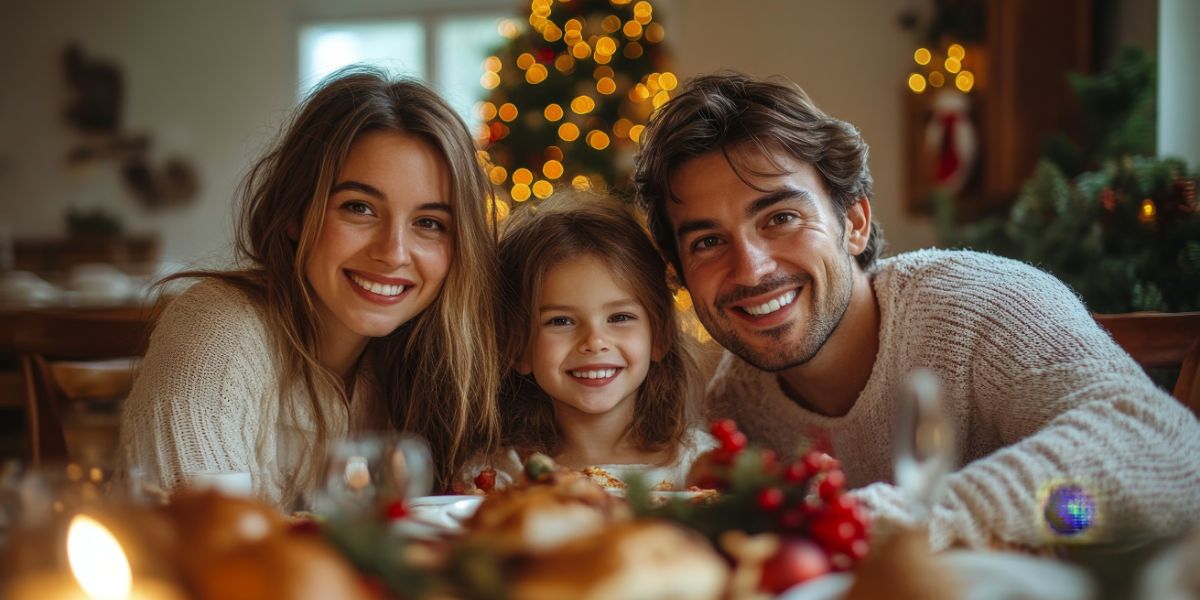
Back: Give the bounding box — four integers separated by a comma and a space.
0, 0, 1159, 268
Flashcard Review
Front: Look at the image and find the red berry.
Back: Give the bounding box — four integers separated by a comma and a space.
802, 451, 826, 474
783, 461, 810, 483
760, 448, 780, 473
759, 538, 831, 594
710, 419, 739, 443
757, 487, 785, 511
818, 470, 846, 501
723, 431, 748, 453
474, 467, 497, 492
384, 499, 408, 520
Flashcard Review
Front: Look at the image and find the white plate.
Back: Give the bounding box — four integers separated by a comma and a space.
777, 550, 1093, 600
399, 495, 483, 539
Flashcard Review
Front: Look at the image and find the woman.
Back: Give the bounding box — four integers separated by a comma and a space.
119, 68, 502, 508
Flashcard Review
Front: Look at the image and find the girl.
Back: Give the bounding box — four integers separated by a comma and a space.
119, 68, 502, 508
475, 192, 715, 490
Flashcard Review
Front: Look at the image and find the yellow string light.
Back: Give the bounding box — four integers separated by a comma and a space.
660, 72, 678, 91
1140, 198, 1157, 222
572, 41, 592, 59
623, 20, 643, 39
565, 18, 583, 31
517, 53, 535, 70
512, 168, 534, 185
947, 43, 966, 60
478, 101, 497, 121
570, 95, 596, 114
571, 175, 591, 190
586, 130, 611, 150
629, 124, 645, 143
613, 118, 633, 139
594, 65, 615, 79
543, 24, 563, 42
558, 122, 581, 141
542, 159, 564, 179
944, 57, 962, 74
544, 103, 564, 121
545, 146, 564, 161
512, 184, 532, 202
602, 15, 621, 33
913, 48, 931, 66
480, 71, 500, 89
489, 165, 508, 185
498, 20, 519, 38
907, 73, 927, 93
484, 56, 502, 72
564, 29, 583, 46
955, 70, 974, 93
490, 195, 510, 222
611, 0, 631, 4
594, 52, 612, 65
624, 41, 644, 58
596, 76, 617, 95
532, 180, 554, 199
554, 53, 576, 73
595, 36, 617, 56
498, 103, 519, 122
647, 73, 661, 91
928, 71, 945, 87
652, 90, 670, 109
526, 63, 548, 84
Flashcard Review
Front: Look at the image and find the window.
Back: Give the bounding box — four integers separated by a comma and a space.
297, 11, 508, 126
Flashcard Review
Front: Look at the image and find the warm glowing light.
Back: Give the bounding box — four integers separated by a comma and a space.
674, 289, 693, 311
602, 15, 621, 33
907, 73, 927, 93
1140, 198, 1157, 222
611, 0, 631, 4
928, 71, 945, 87
947, 43, 966, 60
480, 71, 501, 89
629, 124, 645, 143
526, 64, 548, 84
914, 47, 932, 65
490, 196, 511, 222
571, 175, 591, 190
517, 52, 535, 70
565, 18, 583, 31
498, 19, 519, 38
512, 168, 534, 186
572, 41, 592, 59
68, 515, 132, 600
544, 103, 565, 121
633, 1, 653, 23
647, 72, 661, 91
512, 184, 532, 202
544, 24, 563, 42
944, 57, 962, 73
644, 23, 664, 43
594, 52, 612, 65
564, 29, 583, 46
532, 180, 554, 199
558, 122, 581, 141
586, 130, 611, 150
571, 95, 596, 114
594, 65, 615, 79
624, 41, 644, 58
543, 159, 564, 179
660, 72, 678, 91
489, 166, 508, 185
595, 36, 617, 56
955, 70, 975, 92
478, 101, 497, 121
555, 53, 576, 73
545, 145, 564, 161
652, 90, 670, 109
629, 83, 650, 102
613, 118, 633, 138
623, 20, 643, 39
596, 76, 617, 94
498, 103, 518, 122
484, 56, 502, 72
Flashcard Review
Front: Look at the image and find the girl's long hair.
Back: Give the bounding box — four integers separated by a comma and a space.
496, 191, 699, 459
172, 67, 501, 501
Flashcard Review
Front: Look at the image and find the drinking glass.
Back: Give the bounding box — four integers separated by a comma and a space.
315, 432, 433, 517
893, 369, 956, 523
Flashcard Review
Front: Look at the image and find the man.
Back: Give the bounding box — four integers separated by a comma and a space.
633, 72, 1200, 550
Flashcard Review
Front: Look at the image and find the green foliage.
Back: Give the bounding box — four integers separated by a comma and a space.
939, 157, 1200, 313
1043, 47, 1157, 176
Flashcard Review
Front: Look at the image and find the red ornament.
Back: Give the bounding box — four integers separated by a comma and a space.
759, 538, 832, 594
818, 470, 846, 501
723, 431, 748, 453
783, 461, 810, 483
710, 419, 738, 443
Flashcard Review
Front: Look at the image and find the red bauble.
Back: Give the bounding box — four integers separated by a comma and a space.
757, 487, 785, 512
759, 538, 832, 594
710, 419, 738, 443
383, 500, 408, 521
818, 469, 846, 501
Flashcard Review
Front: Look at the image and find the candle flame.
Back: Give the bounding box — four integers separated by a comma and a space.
67, 514, 132, 600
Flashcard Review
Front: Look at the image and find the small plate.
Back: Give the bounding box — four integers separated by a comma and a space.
399, 495, 483, 539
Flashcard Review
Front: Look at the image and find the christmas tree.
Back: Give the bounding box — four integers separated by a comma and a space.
476, 0, 673, 211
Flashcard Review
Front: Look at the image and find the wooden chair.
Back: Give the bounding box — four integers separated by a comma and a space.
1093, 312, 1200, 417
14, 305, 163, 465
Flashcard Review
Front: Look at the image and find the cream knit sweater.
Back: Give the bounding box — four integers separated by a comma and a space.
705, 249, 1200, 550
117, 279, 388, 509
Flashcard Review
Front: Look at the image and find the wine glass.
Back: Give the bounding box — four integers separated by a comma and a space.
893, 368, 956, 523
315, 432, 433, 517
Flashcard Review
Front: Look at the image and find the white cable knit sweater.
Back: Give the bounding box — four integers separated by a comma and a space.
705, 249, 1200, 550
117, 279, 388, 509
